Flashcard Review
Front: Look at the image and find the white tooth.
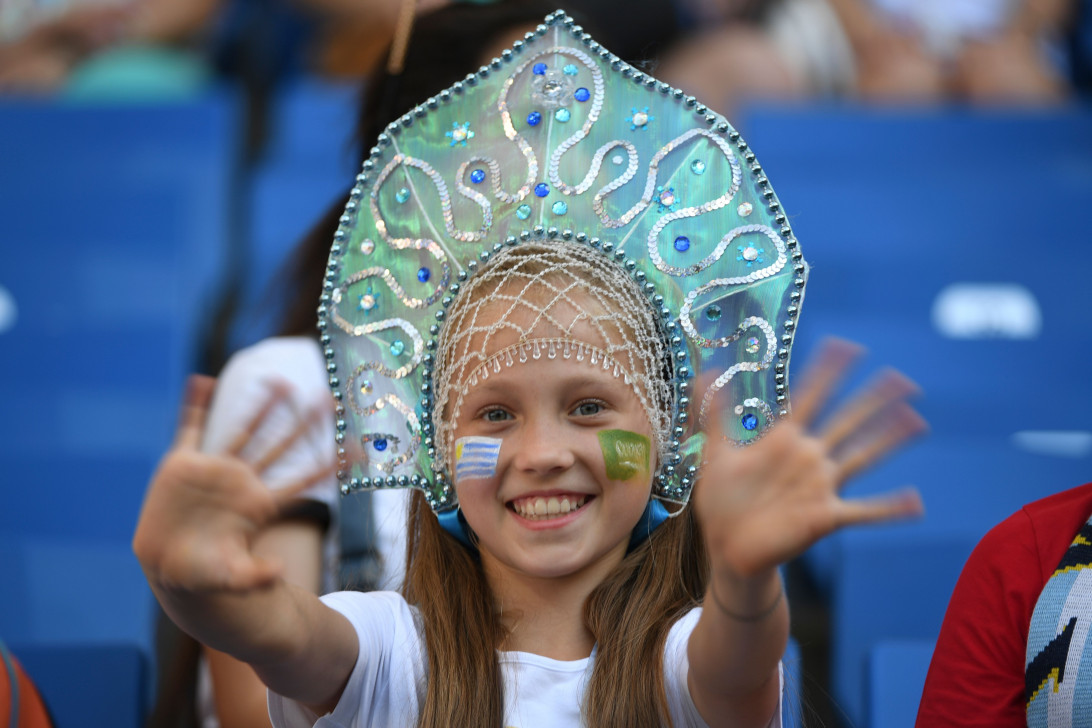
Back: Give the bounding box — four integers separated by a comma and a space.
547, 497, 560, 515
533, 498, 547, 516
560, 498, 571, 513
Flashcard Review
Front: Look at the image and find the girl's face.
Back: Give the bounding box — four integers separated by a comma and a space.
449, 295, 657, 586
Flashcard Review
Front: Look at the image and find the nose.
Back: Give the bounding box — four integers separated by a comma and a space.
510, 414, 575, 476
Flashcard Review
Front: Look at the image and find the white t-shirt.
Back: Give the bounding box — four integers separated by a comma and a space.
268, 591, 783, 728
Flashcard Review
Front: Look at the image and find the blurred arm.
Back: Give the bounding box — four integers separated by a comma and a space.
205, 518, 326, 728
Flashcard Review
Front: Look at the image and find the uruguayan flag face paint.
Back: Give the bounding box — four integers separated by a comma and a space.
454, 436, 502, 482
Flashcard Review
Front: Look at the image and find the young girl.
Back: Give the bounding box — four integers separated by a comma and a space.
134, 9, 925, 727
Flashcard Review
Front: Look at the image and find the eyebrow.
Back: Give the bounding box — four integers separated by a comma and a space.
466, 373, 627, 400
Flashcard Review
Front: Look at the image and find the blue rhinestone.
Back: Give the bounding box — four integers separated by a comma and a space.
690, 160, 706, 175
532, 62, 548, 75
395, 187, 410, 204
417, 267, 430, 283
741, 413, 758, 431
516, 204, 532, 219
534, 183, 549, 197
563, 63, 578, 76
674, 235, 690, 252
470, 168, 485, 184
373, 438, 388, 451
574, 87, 590, 102
390, 339, 405, 356
527, 111, 542, 126
705, 305, 722, 321
552, 201, 568, 215
554, 108, 571, 123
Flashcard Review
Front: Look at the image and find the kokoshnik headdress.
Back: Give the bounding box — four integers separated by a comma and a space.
321, 9, 808, 518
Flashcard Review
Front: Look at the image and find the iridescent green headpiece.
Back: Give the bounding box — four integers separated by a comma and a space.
322, 9, 808, 513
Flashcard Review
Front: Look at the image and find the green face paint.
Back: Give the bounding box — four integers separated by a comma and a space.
598, 429, 651, 481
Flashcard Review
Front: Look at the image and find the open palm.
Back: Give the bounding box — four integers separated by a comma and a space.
133, 376, 333, 593
693, 339, 927, 578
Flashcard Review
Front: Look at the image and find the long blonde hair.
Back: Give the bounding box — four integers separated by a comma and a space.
402, 490, 707, 727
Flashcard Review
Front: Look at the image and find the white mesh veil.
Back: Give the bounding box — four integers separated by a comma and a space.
433, 240, 675, 471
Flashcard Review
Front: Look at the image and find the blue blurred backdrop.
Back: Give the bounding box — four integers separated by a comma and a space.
0, 81, 1089, 727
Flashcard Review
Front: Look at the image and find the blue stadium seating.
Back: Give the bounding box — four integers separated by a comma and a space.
0, 95, 235, 681
0, 536, 154, 656
0, 94, 235, 544
0, 92, 1088, 728
741, 107, 1092, 726
869, 641, 934, 728
10, 642, 147, 728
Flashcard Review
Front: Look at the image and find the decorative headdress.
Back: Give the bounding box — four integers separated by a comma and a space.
321, 9, 808, 518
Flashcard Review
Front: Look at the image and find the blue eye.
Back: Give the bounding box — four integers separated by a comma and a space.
483, 408, 512, 422
573, 401, 604, 417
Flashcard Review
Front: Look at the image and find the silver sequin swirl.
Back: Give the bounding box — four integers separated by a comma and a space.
356, 393, 422, 473
645, 130, 744, 273
329, 317, 424, 379
543, 48, 609, 196
678, 225, 788, 348
696, 316, 776, 430
597, 128, 741, 232
373, 154, 491, 243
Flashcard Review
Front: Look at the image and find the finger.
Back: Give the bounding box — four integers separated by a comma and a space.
226, 381, 292, 456
271, 459, 339, 510
836, 403, 928, 482
173, 375, 217, 450
252, 402, 328, 474
790, 338, 864, 427
834, 488, 924, 529
818, 369, 919, 450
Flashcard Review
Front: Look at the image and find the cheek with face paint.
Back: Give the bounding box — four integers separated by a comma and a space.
598, 429, 651, 482
454, 436, 502, 482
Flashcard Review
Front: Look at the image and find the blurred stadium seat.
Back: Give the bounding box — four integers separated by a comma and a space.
0, 535, 153, 669
0, 94, 235, 545
869, 640, 934, 728
10, 641, 147, 728
0, 95, 235, 680
743, 107, 1092, 726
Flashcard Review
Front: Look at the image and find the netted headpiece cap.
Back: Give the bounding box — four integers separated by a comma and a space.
433, 240, 675, 469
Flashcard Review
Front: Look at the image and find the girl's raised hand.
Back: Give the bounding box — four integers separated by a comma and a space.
133, 375, 335, 593
692, 339, 927, 578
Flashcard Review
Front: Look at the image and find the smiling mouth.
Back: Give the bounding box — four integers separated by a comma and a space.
508, 494, 591, 521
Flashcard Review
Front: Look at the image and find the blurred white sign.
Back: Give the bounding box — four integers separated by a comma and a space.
932, 283, 1041, 339
1012, 431, 1092, 459
0, 284, 15, 333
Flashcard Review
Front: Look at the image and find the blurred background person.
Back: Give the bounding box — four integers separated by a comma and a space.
659, 0, 1086, 117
